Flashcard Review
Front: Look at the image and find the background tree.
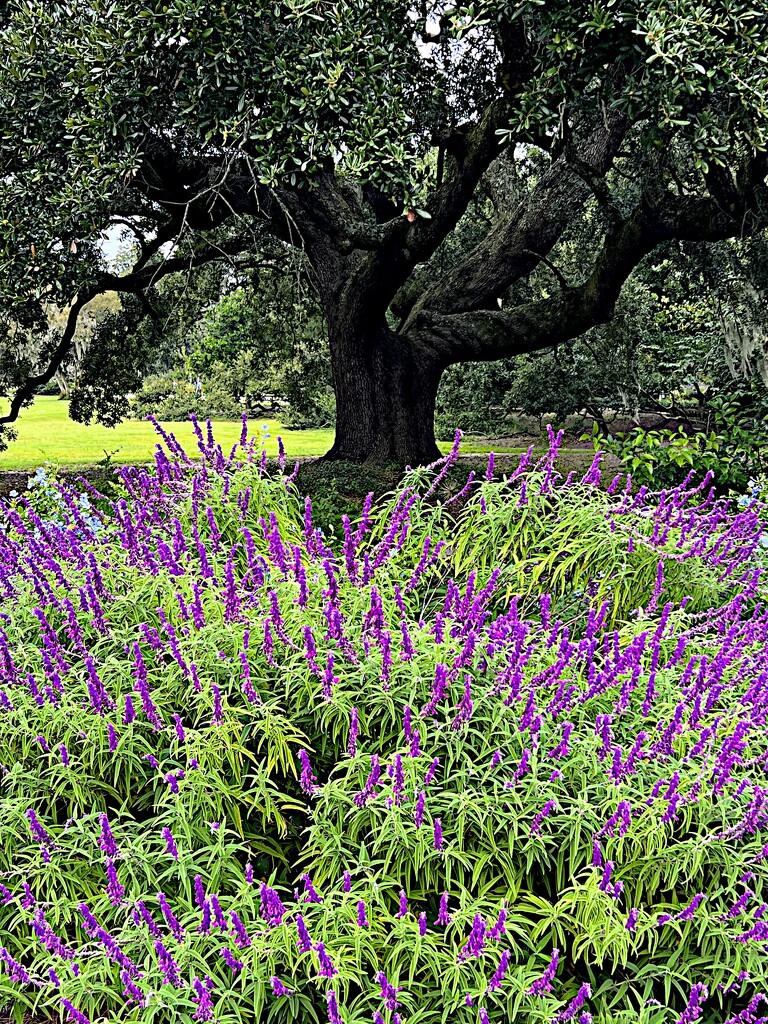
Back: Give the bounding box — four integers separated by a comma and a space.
128, 246, 335, 425
1, 1, 767, 465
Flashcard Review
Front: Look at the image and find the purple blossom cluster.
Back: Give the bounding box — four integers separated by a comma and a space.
1, 421, 768, 1024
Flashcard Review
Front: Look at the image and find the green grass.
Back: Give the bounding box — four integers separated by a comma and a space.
0, 396, 535, 471
0, 397, 333, 470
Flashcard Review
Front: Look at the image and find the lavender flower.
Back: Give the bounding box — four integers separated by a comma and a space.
488, 906, 507, 940
675, 983, 708, 1024
414, 790, 426, 828
354, 755, 382, 808
0, 947, 31, 984
271, 976, 295, 997
192, 976, 216, 1021
458, 914, 487, 961
396, 890, 408, 918
134, 900, 162, 939
555, 982, 591, 1022
530, 799, 557, 836
436, 892, 451, 925
26, 808, 54, 849
486, 949, 511, 993
158, 892, 185, 941
347, 707, 359, 757
298, 749, 318, 795
327, 990, 343, 1024
301, 874, 323, 904
260, 883, 287, 927
97, 814, 119, 857
424, 757, 440, 786
161, 827, 179, 860
155, 938, 182, 986
60, 999, 90, 1024
314, 940, 337, 978
296, 914, 312, 952
220, 947, 243, 973
392, 754, 405, 806
528, 948, 559, 995
105, 859, 125, 906
229, 910, 251, 948
377, 971, 402, 1011
357, 901, 370, 928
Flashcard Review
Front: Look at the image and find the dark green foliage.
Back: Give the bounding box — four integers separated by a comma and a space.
129, 371, 203, 423
435, 360, 516, 439
130, 268, 334, 426
596, 397, 768, 493
68, 296, 158, 428
296, 459, 402, 537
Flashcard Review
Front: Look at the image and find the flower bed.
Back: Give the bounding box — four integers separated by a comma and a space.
0, 418, 766, 1024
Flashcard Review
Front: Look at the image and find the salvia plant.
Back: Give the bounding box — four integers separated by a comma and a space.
0, 416, 767, 1024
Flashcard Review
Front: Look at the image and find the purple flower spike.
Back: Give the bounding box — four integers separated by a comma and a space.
327, 990, 343, 1024
486, 949, 511, 993
221, 947, 243, 973
414, 790, 426, 828
105, 859, 124, 906
347, 707, 360, 757
229, 910, 251, 949
377, 971, 402, 1011
488, 906, 507, 940
301, 874, 323, 904
554, 982, 591, 1022
459, 914, 486, 960
396, 890, 408, 918
97, 814, 118, 858
314, 940, 337, 978
424, 757, 440, 786
271, 976, 294, 997
436, 892, 451, 925
296, 914, 312, 952
60, 999, 90, 1024
260, 883, 287, 928
357, 900, 370, 928
192, 976, 215, 1021
297, 749, 318, 795
528, 948, 559, 995
626, 908, 639, 932
675, 984, 708, 1024
433, 818, 444, 851
0, 947, 31, 984
161, 827, 179, 860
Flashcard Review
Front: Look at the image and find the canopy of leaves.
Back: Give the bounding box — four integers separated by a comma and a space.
1, 0, 768, 454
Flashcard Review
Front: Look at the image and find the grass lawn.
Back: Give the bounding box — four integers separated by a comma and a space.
0, 396, 540, 472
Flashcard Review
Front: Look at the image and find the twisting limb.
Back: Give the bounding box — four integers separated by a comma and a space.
0, 292, 92, 425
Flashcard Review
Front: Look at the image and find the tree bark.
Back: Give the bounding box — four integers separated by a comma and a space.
324, 322, 443, 467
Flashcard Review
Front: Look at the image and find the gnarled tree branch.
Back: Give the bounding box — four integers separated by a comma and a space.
411, 183, 768, 365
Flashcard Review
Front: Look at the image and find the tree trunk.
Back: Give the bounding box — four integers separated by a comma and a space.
324, 323, 443, 467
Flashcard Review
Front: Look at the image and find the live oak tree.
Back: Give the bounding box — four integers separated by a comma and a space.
1, 1, 768, 466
